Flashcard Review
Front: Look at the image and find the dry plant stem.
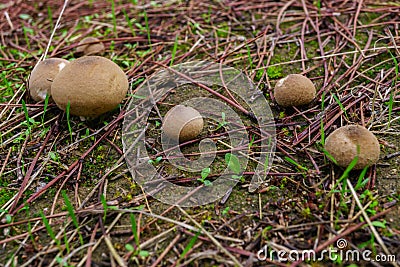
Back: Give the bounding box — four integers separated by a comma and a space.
0, 147, 12, 178
0, 225, 47, 246
104, 234, 128, 267
85, 222, 99, 267
47, 222, 89, 267
4, 221, 40, 267
289, 206, 396, 267
10, 110, 125, 215
15, 136, 28, 182
10, 123, 55, 212
77, 213, 124, 267
74, 162, 83, 207
218, 60, 241, 106
346, 179, 395, 265
153, 61, 252, 118
1, 1, 399, 266
177, 206, 243, 267
49, 163, 80, 224
38, 0, 69, 64
150, 234, 181, 267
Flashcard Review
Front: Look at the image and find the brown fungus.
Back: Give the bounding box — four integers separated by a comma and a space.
51, 56, 128, 117
324, 125, 380, 170
76, 37, 105, 56
274, 74, 316, 107
28, 58, 69, 101
162, 105, 204, 142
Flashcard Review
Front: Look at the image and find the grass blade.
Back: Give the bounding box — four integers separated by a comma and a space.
180, 231, 200, 259
62, 190, 84, 245
130, 213, 139, 246
40, 211, 60, 246
170, 35, 179, 66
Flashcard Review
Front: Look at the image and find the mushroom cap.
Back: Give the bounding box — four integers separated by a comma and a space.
28, 58, 69, 102
274, 74, 316, 107
324, 125, 380, 170
51, 56, 129, 117
76, 37, 105, 56
162, 105, 204, 142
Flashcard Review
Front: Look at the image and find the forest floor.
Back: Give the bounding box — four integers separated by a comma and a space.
0, 0, 399, 266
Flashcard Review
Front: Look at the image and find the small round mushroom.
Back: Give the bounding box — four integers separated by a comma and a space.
76, 37, 105, 56
274, 74, 316, 107
324, 125, 380, 170
28, 58, 69, 102
51, 56, 128, 117
162, 105, 204, 142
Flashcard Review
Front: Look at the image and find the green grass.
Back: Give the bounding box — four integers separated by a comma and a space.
47, 6, 54, 30
130, 213, 139, 246
125, 213, 149, 258
0, 70, 14, 102
355, 166, 369, 190
332, 93, 348, 119
143, 10, 150, 45
62, 190, 84, 245
284, 156, 308, 172
0, 2, 398, 266
22, 27, 32, 50
100, 194, 118, 221
170, 35, 179, 66
21, 99, 38, 138
180, 231, 200, 259
40, 211, 61, 247
337, 156, 359, 184
123, 8, 136, 36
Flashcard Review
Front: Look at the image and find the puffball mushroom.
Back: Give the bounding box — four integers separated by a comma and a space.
324, 125, 380, 170
274, 74, 316, 107
76, 37, 105, 56
51, 56, 128, 117
162, 105, 204, 142
28, 58, 69, 101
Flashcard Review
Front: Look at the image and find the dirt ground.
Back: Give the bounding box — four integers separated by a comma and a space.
0, 1, 399, 266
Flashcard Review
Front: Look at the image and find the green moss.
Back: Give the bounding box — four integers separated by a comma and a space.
0, 188, 13, 207
267, 65, 283, 79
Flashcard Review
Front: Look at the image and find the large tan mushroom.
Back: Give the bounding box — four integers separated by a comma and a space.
324, 125, 380, 170
28, 58, 69, 101
76, 37, 105, 56
162, 105, 204, 142
274, 74, 316, 107
51, 56, 128, 117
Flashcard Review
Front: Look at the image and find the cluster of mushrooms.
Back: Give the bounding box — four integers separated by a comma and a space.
273, 73, 380, 170
29, 38, 380, 170
161, 73, 380, 170
29, 37, 128, 117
